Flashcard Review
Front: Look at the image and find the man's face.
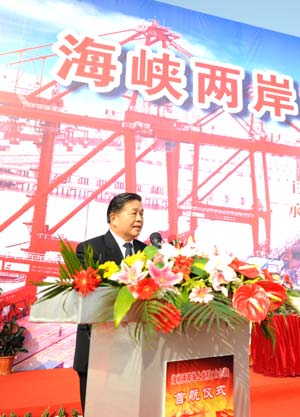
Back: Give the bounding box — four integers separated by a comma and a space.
110, 199, 144, 241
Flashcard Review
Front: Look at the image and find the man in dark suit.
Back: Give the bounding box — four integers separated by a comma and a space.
73, 192, 147, 414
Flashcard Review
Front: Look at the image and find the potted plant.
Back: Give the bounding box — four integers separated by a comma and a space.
0, 319, 28, 375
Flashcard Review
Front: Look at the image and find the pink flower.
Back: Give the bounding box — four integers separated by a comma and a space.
109, 260, 148, 286
189, 286, 214, 303
146, 260, 183, 290
211, 267, 239, 296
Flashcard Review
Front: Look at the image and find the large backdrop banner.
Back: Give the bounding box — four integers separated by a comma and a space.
0, 0, 299, 368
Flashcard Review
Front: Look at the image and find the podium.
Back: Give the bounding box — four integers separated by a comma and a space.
30, 289, 250, 417
85, 321, 250, 417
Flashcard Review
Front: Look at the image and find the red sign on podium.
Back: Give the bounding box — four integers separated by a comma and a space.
164, 355, 234, 417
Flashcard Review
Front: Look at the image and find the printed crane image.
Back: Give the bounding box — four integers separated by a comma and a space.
0, 18, 300, 321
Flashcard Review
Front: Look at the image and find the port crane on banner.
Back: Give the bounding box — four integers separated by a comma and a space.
0, 20, 299, 316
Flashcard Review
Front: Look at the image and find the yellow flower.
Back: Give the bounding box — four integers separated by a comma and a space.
98, 261, 119, 278
124, 251, 146, 267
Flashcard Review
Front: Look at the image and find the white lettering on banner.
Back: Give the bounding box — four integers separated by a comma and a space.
126, 46, 188, 106
190, 58, 245, 113
290, 180, 300, 218
51, 31, 299, 122
51, 30, 122, 92
4, 262, 30, 272
249, 70, 298, 122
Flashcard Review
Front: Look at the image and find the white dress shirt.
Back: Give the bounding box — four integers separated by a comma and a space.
110, 229, 134, 258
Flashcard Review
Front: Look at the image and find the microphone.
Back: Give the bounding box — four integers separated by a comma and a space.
150, 232, 163, 249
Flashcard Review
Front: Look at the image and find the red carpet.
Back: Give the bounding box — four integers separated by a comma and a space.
250, 368, 300, 417
0, 367, 299, 416
0, 368, 82, 416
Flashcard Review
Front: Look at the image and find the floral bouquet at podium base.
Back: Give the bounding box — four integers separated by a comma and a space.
30, 238, 300, 343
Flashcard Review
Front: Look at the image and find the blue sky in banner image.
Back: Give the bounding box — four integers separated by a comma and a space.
1, 0, 300, 72
0, 0, 300, 108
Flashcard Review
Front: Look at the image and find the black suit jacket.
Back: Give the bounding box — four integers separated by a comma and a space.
73, 230, 146, 373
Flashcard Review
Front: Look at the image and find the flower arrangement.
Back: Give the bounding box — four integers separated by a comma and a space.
33, 238, 300, 343
0, 319, 28, 357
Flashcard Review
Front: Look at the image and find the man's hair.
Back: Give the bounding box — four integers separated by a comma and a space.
107, 192, 142, 223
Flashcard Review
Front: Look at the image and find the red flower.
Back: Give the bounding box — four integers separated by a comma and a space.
232, 284, 270, 322
256, 280, 286, 311
262, 268, 274, 280
283, 273, 293, 289
154, 303, 181, 333
136, 278, 159, 300
172, 255, 193, 280
73, 267, 101, 296
228, 258, 260, 279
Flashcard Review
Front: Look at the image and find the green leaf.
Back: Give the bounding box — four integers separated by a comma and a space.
190, 265, 209, 278
30, 280, 58, 287
181, 295, 247, 333
259, 319, 277, 350
191, 256, 209, 277
129, 299, 163, 345
59, 238, 81, 274
35, 284, 72, 303
143, 245, 159, 259
83, 244, 99, 269
114, 286, 136, 328
127, 299, 183, 346
287, 288, 300, 297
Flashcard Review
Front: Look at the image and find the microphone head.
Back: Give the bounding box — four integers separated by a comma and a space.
150, 232, 163, 248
